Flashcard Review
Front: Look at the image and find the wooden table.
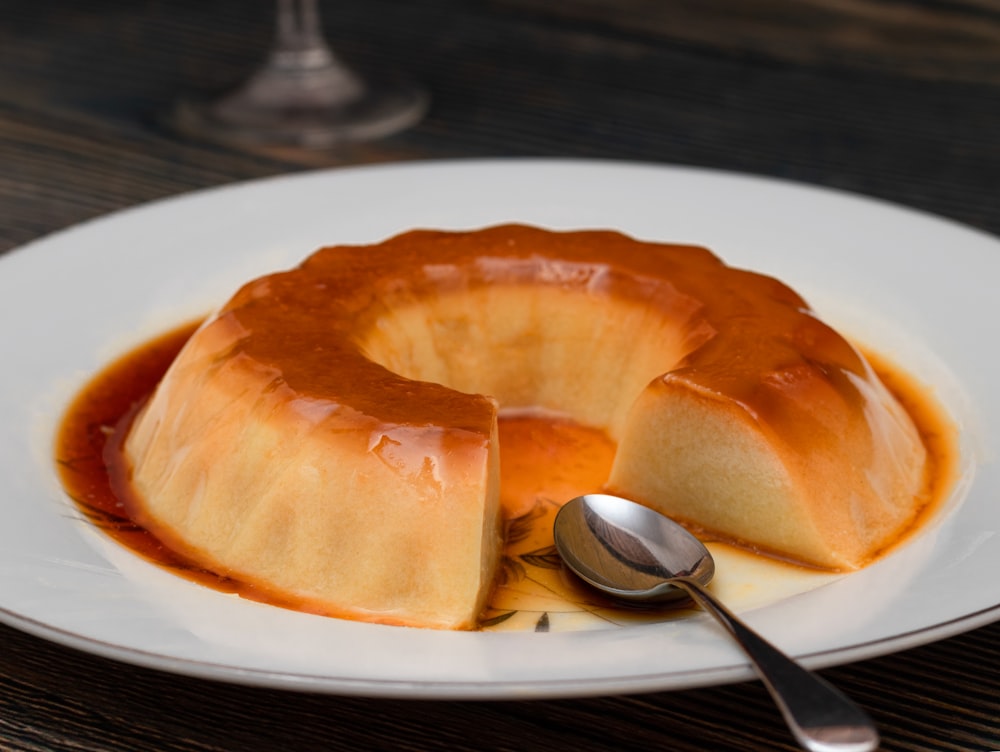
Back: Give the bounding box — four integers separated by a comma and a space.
2, 1, 999, 749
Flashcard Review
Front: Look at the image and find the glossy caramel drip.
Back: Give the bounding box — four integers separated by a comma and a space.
214, 224, 869, 442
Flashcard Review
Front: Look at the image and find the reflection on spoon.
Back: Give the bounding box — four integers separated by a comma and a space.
553, 493, 879, 752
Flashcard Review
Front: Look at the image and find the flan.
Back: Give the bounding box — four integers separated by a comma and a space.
121, 224, 929, 628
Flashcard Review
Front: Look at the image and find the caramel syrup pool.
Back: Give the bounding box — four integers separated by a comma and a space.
55, 322, 958, 632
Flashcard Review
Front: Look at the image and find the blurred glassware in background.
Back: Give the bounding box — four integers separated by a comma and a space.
167, 0, 427, 148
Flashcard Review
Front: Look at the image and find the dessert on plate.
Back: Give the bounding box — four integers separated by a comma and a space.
120, 224, 930, 629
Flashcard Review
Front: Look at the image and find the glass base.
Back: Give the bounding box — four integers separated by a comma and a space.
168, 74, 428, 149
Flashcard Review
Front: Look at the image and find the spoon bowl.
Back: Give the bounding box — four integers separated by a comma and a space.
553, 493, 879, 752
553, 492, 713, 603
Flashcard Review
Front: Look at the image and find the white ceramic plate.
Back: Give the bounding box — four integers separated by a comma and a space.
1, 159, 997, 699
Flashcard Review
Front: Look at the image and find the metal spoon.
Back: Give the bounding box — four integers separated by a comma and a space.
553, 493, 879, 752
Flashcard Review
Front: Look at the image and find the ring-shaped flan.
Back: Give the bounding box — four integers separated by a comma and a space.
122, 224, 928, 629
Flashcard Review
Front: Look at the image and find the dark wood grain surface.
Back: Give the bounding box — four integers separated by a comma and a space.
2, 1, 999, 750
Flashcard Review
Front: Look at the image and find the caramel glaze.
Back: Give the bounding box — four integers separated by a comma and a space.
218, 224, 866, 439
57, 324, 230, 589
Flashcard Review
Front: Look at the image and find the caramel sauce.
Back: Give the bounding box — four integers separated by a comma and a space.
54, 318, 959, 632
486, 411, 622, 628
862, 348, 960, 559
56, 323, 244, 593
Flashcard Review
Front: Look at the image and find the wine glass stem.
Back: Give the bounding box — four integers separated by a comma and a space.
274, 0, 333, 63
278, 0, 321, 46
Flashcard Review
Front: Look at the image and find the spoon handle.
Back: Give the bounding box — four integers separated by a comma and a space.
674, 577, 879, 752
